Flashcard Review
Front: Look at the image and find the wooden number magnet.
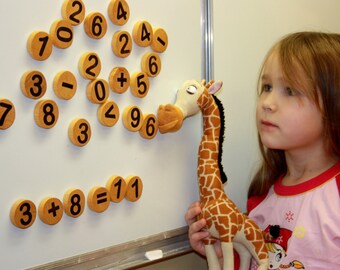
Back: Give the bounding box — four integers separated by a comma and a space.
108, 0, 130, 26
68, 118, 91, 147
132, 20, 153, 47
125, 176, 143, 202
130, 71, 149, 98
62, 0, 86, 26
97, 100, 119, 127
106, 175, 127, 203
88, 186, 110, 213
0, 99, 15, 130
79, 52, 101, 80
109, 67, 130, 94
151, 28, 168, 53
10, 199, 36, 229
50, 19, 74, 49
141, 52, 161, 77
112, 30, 132, 58
84, 12, 107, 39
139, 114, 158, 140
53, 70, 77, 100
86, 78, 109, 104
123, 106, 143, 132
27, 31, 53, 61
20, 70, 47, 99
34, 99, 59, 129
38, 197, 64, 225
63, 188, 85, 218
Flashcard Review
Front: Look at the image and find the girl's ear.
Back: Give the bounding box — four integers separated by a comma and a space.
208, 80, 223, 94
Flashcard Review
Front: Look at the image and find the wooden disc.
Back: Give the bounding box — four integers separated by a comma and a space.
125, 176, 143, 202
0, 99, 15, 130
68, 118, 91, 147
97, 100, 120, 127
50, 19, 74, 49
111, 30, 132, 58
78, 52, 101, 80
63, 188, 85, 218
130, 71, 149, 98
84, 12, 107, 39
106, 175, 127, 203
141, 52, 161, 77
27, 31, 53, 61
62, 0, 86, 26
122, 106, 143, 132
20, 70, 47, 99
151, 28, 168, 53
139, 114, 158, 140
10, 199, 36, 229
53, 70, 77, 100
108, 0, 130, 26
132, 20, 153, 47
38, 197, 64, 225
109, 67, 130, 94
86, 78, 109, 104
88, 186, 110, 213
34, 99, 59, 129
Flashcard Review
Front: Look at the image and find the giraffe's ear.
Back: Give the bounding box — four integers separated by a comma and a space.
201, 79, 206, 86
208, 80, 223, 95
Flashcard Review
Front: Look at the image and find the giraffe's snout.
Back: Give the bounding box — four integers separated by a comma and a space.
157, 104, 184, 133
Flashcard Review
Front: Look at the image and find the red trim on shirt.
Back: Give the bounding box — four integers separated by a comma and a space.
247, 193, 268, 213
336, 174, 340, 196
274, 161, 340, 196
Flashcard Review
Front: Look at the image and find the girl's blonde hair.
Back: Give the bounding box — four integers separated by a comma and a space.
248, 32, 340, 198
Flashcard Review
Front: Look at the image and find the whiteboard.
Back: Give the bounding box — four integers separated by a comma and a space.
1, 0, 340, 269
0, 0, 201, 269
213, 0, 340, 211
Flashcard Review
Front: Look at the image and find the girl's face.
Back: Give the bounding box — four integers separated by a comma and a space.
256, 52, 324, 153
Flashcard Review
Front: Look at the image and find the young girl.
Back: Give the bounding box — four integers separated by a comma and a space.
185, 32, 340, 269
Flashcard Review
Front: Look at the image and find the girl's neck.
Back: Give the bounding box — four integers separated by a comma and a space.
282, 147, 339, 186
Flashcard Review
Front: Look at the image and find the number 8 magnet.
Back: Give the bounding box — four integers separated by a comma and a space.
34, 99, 59, 129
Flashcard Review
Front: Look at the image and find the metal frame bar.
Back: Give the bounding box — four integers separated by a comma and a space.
27, 227, 191, 270
201, 0, 214, 81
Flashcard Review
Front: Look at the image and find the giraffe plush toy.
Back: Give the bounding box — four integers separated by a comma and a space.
158, 80, 269, 270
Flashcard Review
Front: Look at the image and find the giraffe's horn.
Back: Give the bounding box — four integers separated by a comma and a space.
205, 80, 215, 89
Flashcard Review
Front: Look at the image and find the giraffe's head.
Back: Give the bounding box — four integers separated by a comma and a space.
157, 79, 223, 133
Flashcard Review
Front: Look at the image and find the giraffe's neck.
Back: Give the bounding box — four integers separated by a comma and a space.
197, 92, 227, 203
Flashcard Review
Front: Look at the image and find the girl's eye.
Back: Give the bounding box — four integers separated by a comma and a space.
286, 87, 297, 96
186, 85, 197, 94
261, 84, 272, 93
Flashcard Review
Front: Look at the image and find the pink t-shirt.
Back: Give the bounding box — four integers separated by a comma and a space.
248, 161, 340, 269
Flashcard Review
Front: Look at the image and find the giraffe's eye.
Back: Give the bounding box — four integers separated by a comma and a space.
186, 85, 197, 95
